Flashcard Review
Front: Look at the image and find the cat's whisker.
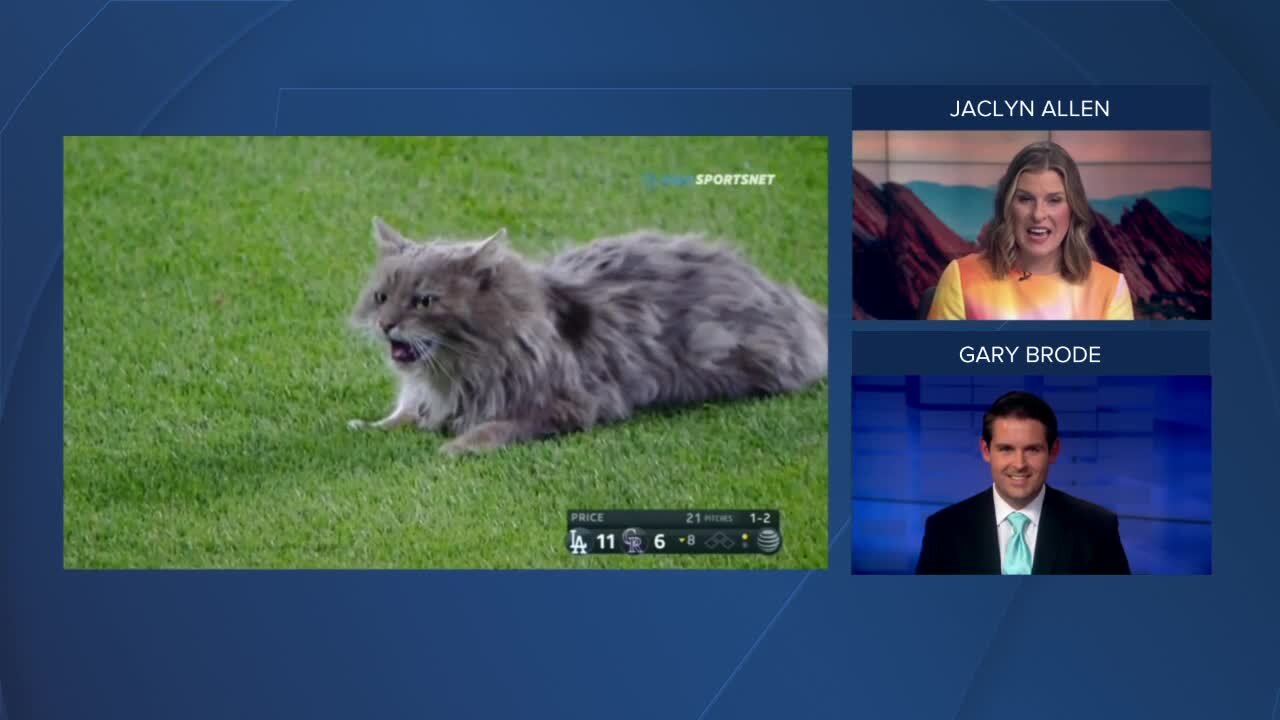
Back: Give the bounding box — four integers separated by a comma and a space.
428, 334, 480, 359
410, 338, 436, 363
425, 351, 458, 388
406, 337, 457, 385
432, 335, 469, 349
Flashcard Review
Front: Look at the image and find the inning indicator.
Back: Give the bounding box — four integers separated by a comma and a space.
566, 510, 781, 555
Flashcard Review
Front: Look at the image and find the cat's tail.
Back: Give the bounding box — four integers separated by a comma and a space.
788, 288, 828, 383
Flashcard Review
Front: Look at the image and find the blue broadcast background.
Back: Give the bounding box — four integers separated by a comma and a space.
4, 2, 1280, 720
852, 375, 1212, 575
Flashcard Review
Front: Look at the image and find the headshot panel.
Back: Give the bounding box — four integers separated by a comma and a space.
851, 376, 1211, 575
852, 130, 1212, 320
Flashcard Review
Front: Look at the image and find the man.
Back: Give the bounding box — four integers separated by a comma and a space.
915, 390, 1131, 575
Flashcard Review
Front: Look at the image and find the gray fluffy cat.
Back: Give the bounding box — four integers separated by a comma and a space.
349, 218, 827, 454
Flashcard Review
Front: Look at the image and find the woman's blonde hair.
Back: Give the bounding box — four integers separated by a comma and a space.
981, 140, 1094, 283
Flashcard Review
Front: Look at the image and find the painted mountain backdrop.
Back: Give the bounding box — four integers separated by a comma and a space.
853, 170, 1212, 320
902, 181, 1212, 243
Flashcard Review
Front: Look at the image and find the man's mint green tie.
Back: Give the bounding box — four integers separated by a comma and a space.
1003, 511, 1032, 575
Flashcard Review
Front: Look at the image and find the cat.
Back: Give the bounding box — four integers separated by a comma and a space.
349, 217, 827, 455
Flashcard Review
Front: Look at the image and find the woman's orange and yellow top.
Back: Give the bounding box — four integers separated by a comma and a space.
927, 253, 1134, 320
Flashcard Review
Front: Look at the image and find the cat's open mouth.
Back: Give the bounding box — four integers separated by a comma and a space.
389, 339, 424, 364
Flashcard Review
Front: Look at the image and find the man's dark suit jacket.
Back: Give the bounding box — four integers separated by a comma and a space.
915, 485, 1131, 574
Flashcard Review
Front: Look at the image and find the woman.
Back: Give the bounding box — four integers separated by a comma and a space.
928, 141, 1134, 320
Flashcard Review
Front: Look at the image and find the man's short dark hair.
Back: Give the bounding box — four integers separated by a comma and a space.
982, 390, 1059, 447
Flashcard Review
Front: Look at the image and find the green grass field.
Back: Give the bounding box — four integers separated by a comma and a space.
63, 136, 829, 568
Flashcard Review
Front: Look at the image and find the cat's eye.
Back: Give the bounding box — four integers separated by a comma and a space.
414, 294, 437, 309
373, 291, 388, 305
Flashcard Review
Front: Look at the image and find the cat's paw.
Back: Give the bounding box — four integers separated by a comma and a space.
347, 419, 369, 431
415, 416, 444, 432
440, 421, 518, 455
439, 437, 479, 456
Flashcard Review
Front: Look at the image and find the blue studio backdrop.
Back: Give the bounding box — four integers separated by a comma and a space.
4, 2, 1280, 720
853, 375, 1212, 575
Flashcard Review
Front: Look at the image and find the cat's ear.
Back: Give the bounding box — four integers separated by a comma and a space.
372, 216, 410, 257
476, 228, 507, 259
473, 228, 507, 291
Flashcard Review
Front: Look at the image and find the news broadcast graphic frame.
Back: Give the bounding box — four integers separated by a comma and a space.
8, 4, 1280, 714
